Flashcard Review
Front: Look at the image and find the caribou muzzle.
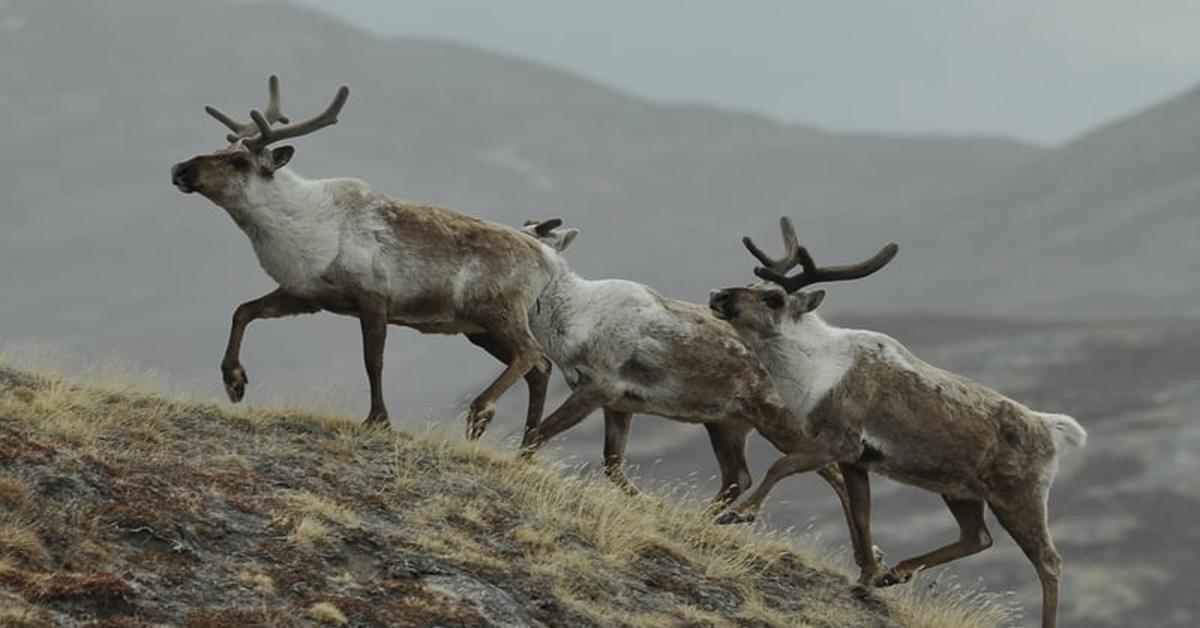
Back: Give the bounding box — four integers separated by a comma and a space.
709, 290, 735, 320
171, 160, 198, 193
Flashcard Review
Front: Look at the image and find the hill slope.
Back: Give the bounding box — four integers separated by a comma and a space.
0, 366, 1010, 627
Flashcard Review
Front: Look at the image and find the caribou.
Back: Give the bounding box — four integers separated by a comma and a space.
516, 218, 890, 536
170, 75, 554, 438
709, 217, 1086, 628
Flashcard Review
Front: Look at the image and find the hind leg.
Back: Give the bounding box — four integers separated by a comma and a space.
874, 496, 992, 587
465, 319, 545, 440
990, 489, 1061, 628
520, 385, 608, 457
465, 332, 551, 446
705, 421, 753, 508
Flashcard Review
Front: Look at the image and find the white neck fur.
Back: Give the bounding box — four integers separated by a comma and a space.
219, 167, 345, 293
754, 313, 857, 415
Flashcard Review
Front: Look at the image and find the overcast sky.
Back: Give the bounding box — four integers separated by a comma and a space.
285, 0, 1200, 145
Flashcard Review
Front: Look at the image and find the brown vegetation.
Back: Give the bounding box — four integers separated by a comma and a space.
0, 362, 1013, 627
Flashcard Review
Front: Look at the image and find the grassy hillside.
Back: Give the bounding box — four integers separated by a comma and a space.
0, 364, 1012, 627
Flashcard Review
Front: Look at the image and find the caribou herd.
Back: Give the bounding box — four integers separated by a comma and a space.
171, 76, 1086, 628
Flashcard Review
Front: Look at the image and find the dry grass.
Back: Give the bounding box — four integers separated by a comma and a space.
0, 523, 49, 569
290, 517, 332, 552
389, 430, 801, 587
274, 490, 363, 551
0, 598, 43, 628
0, 476, 30, 508
233, 569, 276, 598
285, 491, 362, 529
0, 355, 1015, 627
882, 575, 1021, 628
308, 601, 349, 625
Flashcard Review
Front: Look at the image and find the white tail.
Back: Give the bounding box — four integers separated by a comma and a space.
1039, 412, 1087, 450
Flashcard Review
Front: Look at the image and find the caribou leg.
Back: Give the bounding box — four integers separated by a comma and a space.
221, 289, 320, 403
465, 332, 552, 446
358, 294, 390, 427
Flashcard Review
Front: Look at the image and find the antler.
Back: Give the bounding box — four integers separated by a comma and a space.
242, 84, 350, 153
743, 216, 899, 293
523, 217, 563, 237
205, 75, 291, 143
742, 216, 804, 274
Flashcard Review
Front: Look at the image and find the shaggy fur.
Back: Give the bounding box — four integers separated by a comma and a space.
171, 116, 554, 435
710, 284, 1086, 628
517, 222, 852, 513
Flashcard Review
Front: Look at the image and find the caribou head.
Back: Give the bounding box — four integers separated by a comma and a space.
709, 216, 898, 337
170, 75, 349, 208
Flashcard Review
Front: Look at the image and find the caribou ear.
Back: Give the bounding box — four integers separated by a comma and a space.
558, 228, 579, 251
268, 146, 295, 171
802, 289, 826, 312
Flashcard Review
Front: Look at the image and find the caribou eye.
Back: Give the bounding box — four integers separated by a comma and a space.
762, 292, 785, 310
229, 156, 251, 171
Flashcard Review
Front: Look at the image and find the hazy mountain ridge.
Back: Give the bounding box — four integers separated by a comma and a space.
1, 0, 1045, 408
880, 85, 1200, 318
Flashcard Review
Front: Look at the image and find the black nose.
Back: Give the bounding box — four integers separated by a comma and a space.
708, 290, 735, 319
171, 161, 197, 192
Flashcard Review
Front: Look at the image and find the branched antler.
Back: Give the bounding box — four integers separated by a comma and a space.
743, 216, 898, 293
205, 75, 291, 142
242, 85, 349, 153
742, 216, 804, 274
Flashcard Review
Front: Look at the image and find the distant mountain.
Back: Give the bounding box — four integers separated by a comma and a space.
869, 86, 1200, 319
0, 0, 1040, 409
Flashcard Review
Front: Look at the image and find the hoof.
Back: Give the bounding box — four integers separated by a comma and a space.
714, 510, 755, 525
363, 409, 390, 428
872, 567, 914, 588
465, 406, 495, 440
604, 470, 641, 496
222, 365, 247, 403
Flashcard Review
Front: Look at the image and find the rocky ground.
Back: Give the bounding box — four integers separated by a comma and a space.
0, 366, 1010, 627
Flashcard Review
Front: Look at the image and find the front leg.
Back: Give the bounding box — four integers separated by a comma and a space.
839, 462, 885, 585
359, 294, 390, 427
602, 409, 638, 494
715, 446, 837, 525
222, 289, 320, 402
